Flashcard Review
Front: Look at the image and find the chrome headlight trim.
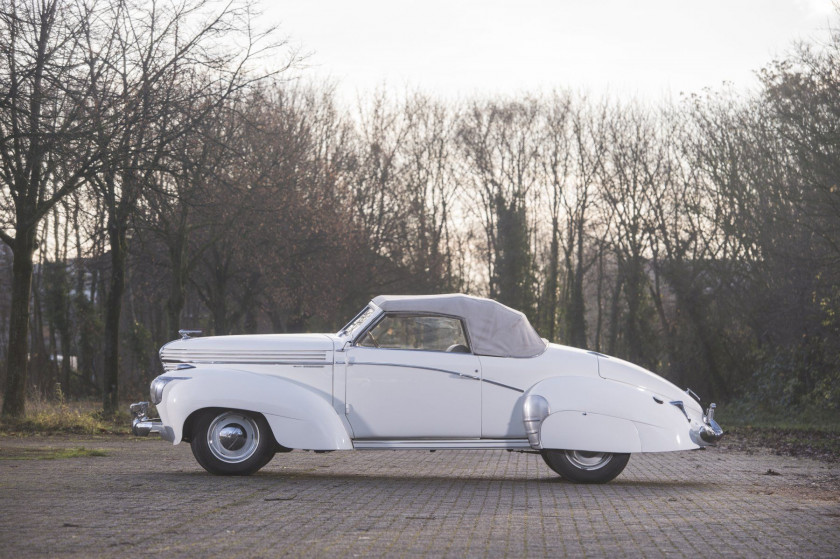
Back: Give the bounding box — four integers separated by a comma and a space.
149, 375, 191, 405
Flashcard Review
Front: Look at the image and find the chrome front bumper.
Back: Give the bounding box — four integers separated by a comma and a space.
130, 402, 164, 437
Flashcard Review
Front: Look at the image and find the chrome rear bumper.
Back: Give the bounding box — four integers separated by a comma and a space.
698, 403, 724, 445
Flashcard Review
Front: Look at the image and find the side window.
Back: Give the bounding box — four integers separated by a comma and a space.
357, 315, 470, 352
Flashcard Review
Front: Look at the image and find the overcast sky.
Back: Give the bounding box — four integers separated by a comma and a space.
265, 0, 837, 101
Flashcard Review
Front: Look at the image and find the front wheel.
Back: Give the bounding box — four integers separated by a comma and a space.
541, 449, 630, 483
191, 409, 275, 475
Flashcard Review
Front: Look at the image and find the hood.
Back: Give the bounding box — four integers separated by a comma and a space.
597, 354, 702, 415
159, 333, 335, 370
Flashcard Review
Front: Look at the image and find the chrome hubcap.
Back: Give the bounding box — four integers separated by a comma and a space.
565, 450, 612, 470
219, 425, 247, 451
207, 412, 259, 463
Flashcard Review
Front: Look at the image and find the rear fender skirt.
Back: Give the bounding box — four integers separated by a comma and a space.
539, 411, 642, 453
526, 376, 701, 453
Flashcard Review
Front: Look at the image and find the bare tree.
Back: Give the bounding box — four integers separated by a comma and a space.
349, 90, 413, 287
596, 104, 665, 367
82, 0, 285, 414
139, 97, 239, 342
532, 91, 572, 340
458, 98, 542, 320
0, 0, 102, 417
559, 98, 608, 347
175, 85, 358, 335
398, 94, 461, 291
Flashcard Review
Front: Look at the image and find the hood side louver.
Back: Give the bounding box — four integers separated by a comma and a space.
160, 348, 330, 370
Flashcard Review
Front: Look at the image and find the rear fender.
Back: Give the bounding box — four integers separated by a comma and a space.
526, 376, 700, 453
158, 368, 352, 450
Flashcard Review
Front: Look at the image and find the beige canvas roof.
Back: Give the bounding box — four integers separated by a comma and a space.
371, 294, 546, 358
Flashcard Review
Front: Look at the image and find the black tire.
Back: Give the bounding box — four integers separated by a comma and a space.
190, 409, 275, 475
541, 449, 630, 483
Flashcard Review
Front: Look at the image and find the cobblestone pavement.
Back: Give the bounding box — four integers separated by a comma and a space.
0, 436, 838, 558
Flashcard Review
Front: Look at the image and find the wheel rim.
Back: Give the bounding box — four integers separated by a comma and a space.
207, 412, 260, 463
565, 450, 612, 470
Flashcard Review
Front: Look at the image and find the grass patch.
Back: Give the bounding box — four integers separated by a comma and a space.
0, 397, 131, 436
0, 446, 109, 460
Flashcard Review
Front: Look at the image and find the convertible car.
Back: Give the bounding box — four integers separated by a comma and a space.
131, 294, 723, 483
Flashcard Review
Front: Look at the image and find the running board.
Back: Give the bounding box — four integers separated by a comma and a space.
352, 439, 532, 450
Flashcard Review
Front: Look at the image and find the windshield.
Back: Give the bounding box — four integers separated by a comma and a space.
338, 304, 378, 337
357, 314, 469, 352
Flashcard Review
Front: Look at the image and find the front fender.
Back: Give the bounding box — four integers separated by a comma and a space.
158, 368, 352, 450
526, 376, 701, 453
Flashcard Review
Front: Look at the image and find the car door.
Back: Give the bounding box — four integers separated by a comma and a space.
344, 314, 481, 439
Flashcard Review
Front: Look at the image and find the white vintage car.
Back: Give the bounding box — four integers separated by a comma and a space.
131, 294, 723, 483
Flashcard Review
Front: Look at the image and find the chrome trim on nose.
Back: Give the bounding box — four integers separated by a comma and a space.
178, 329, 203, 339
670, 400, 690, 422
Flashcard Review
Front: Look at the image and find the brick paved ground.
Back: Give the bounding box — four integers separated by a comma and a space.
0, 436, 838, 558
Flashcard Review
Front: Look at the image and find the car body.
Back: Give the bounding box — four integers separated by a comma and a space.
131, 294, 723, 483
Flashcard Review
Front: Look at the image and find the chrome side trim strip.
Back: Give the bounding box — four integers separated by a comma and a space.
162, 359, 332, 367
161, 350, 329, 361
162, 354, 328, 360
350, 361, 471, 377
353, 439, 532, 450
481, 378, 525, 393
349, 361, 524, 393
164, 350, 328, 355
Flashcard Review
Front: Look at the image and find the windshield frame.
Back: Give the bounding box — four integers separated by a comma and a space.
337, 303, 382, 339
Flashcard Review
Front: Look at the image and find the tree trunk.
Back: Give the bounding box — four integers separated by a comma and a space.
166, 278, 185, 341
567, 272, 587, 348
30, 260, 50, 389
606, 272, 623, 356
679, 291, 728, 400
2, 228, 38, 418
60, 325, 72, 398
165, 236, 187, 341
568, 220, 588, 348
623, 261, 643, 365
102, 221, 127, 416
211, 293, 229, 336
542, 216, 560, 341
565, 222, 588, 348
594, 246, 605, 351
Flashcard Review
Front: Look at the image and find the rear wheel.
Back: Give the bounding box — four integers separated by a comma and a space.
190, 409, 275, 475
541, 449, 630, 483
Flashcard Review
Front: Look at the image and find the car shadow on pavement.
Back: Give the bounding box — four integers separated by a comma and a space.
140, 469, 716, 492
